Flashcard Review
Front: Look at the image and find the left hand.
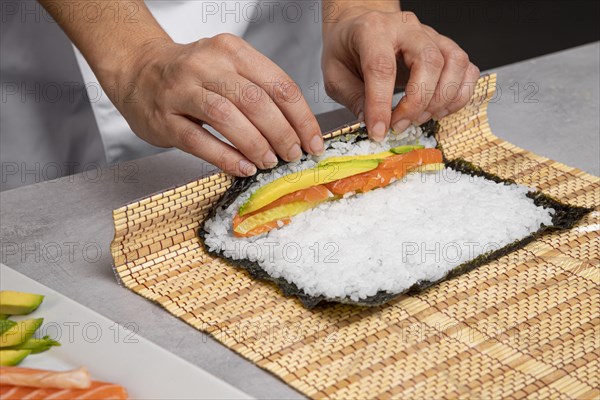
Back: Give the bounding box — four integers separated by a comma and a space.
322, 6, 480, 141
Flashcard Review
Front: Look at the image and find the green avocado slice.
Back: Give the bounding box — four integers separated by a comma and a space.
0, 318, 43, 348
4, 335, 61, 354
390, 144, 425, 154
0, 291, 44, 315
0, 320, 17, 336
239, 159, 379, 216
317, 150, 393, 167
0, 349, 31, 366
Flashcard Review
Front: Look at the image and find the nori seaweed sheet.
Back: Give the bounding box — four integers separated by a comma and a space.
198, 122, 593, 308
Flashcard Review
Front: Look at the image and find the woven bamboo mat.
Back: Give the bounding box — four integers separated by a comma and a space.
111, 74, 599, 399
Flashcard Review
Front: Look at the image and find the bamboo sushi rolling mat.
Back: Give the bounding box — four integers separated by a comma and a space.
111, 74, 599, 399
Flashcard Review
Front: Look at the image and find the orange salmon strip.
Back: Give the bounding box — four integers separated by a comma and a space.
326, 148, 442, 195
233, 217, 292, 238
0, 367, 91, 390
0, 381, 128, 399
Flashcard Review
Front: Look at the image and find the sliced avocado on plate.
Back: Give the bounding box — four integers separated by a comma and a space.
0, 319, 17, 336
4, 335, 61, 354
0, 318, 44, 348
0, 349, 31, 366
0, 291, 45, 315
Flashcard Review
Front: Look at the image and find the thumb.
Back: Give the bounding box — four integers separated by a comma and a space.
323, 61, 365, 120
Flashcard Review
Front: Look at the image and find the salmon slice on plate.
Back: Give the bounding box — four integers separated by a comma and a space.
0, 366, 128, 399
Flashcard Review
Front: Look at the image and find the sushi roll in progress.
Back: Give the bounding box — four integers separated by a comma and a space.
201, 124, 562, 306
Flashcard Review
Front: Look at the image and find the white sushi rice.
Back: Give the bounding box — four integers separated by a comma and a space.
203, 127, 555, 301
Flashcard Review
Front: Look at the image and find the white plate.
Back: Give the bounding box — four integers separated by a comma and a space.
0, 264, 252, 399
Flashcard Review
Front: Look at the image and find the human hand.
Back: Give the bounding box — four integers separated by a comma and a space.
114, 34, 323, 176
322, 6, 480, 141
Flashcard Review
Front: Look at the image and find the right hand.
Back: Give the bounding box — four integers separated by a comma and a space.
322, 8, 480, 141
113, 34, 323, 176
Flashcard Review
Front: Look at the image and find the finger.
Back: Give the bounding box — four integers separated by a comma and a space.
205, 72, 304, 163
445, 62, 480, 115
323, 59, 366, 120
391, 31, 445, 132
169, 115, 257, 177
237, 52, 323, 156
178, 88, 277, 170
421, 27, 470, 120
356, 38, 397, 141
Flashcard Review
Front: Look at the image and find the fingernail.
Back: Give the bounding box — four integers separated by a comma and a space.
288, 143, 302, 161
371, 121, 386, 141
357, 111, 364, 122
239, 160, 257, 176
416, 111, 432, 124
264, 150, 278, 168
309, 135, 324, 155
436, 109, 449, 120
392, 119, 410, 133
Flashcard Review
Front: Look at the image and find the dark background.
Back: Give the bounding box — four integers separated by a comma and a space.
400, 0, 600, 70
